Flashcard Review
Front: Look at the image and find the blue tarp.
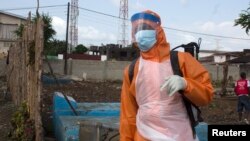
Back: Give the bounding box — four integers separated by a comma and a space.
42, 75, 72, 85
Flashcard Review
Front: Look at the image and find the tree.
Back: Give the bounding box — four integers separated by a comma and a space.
32, 13, 56, 53
234, 4, 250, 35
14, 24, 24, 37
15, 13, 56, 54
46, 39, 67, 56
73, 44, 88, 54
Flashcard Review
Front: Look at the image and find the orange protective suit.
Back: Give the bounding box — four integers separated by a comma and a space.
120, 10, 214, 141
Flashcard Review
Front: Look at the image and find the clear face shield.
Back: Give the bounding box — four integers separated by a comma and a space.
131, 12, 161, 44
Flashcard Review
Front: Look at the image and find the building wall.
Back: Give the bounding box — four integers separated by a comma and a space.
0, 24, 18, 40
0, 24, 18, 54
43, 60, 130, 81
0, 58, 246, 82
214, 55, 226, 63
43, 59, 244, 82
203, 64, 239, 82
199, 52, 213, 58
0, 13, 26, 54
240, 64, 250, 78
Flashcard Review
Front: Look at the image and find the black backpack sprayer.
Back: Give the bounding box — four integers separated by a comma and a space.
171, 38, 201, 60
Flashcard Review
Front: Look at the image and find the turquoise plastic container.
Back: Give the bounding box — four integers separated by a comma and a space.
53, 92, 208, 141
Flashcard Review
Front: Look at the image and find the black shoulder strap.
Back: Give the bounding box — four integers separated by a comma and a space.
129, 57, 139, 84
170, 51, 183, 77
170, 51, 199, 139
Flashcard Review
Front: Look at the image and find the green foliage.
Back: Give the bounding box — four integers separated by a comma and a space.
14, 24, 24, 38
32, 13, 56, 52
73, 44, 88, 54
46, 39, 67, 56
234, 4, 250, 35
212, 80, 222, 88
9, 102, 35, 141
14, 13, 56, 56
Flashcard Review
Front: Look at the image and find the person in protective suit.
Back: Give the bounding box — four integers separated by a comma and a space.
119, 10, 214, 141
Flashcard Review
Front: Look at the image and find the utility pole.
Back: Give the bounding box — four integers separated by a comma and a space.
64, 2, 70, 75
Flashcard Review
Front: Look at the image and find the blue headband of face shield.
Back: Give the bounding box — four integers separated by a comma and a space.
131, 12, 161, 24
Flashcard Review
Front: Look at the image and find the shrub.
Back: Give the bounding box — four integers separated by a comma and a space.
9, 102, 35, 141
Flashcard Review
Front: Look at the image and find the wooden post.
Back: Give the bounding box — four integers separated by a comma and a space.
221, 62, 229, 96
7, 12, 44, 141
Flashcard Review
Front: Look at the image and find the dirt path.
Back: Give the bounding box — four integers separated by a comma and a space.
0, 78, 248, 141
200, 96, 247, 125
41, 81, 249, 137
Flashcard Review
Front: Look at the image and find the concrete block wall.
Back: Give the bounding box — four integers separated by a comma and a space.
43, 59, 243, 82
0, 58, 245, 82
240, 64, 250, 78
203, 64, 240, 82
43, 59, 130, 81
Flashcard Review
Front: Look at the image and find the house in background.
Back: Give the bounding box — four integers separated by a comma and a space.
199, 50, 227, 58
88, 44, 139, 61
0, 11, 26, 55
227, 49, 250, 78
199, 49, 243, 64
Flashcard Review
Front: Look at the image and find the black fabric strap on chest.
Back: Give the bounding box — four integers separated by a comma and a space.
170, 51, 183, 76
170, 51, 197, 139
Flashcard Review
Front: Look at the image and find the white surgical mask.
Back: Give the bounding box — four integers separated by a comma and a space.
135, 30, 156, 52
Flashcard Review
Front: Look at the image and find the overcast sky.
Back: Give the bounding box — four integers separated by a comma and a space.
1, 0, 249, 51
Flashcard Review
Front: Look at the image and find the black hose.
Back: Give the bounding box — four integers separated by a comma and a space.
109, 132, 120, 141
44, 55, 78, 116
171, 38, 202, 60
62, 93, 78, 116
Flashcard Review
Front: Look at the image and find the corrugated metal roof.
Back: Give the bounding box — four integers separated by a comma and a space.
227, 55, 250, 63
199, 55, 214, 63
199, 50, 227, 54
213, 51, 243, 56
0, 10, 27, 20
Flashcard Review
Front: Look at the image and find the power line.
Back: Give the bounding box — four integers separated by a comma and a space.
0, 4, 67, 11
163, 26, 250, 41
2, 4, 250, 41
77, 6, 120, 19
76, 6, 250, 41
